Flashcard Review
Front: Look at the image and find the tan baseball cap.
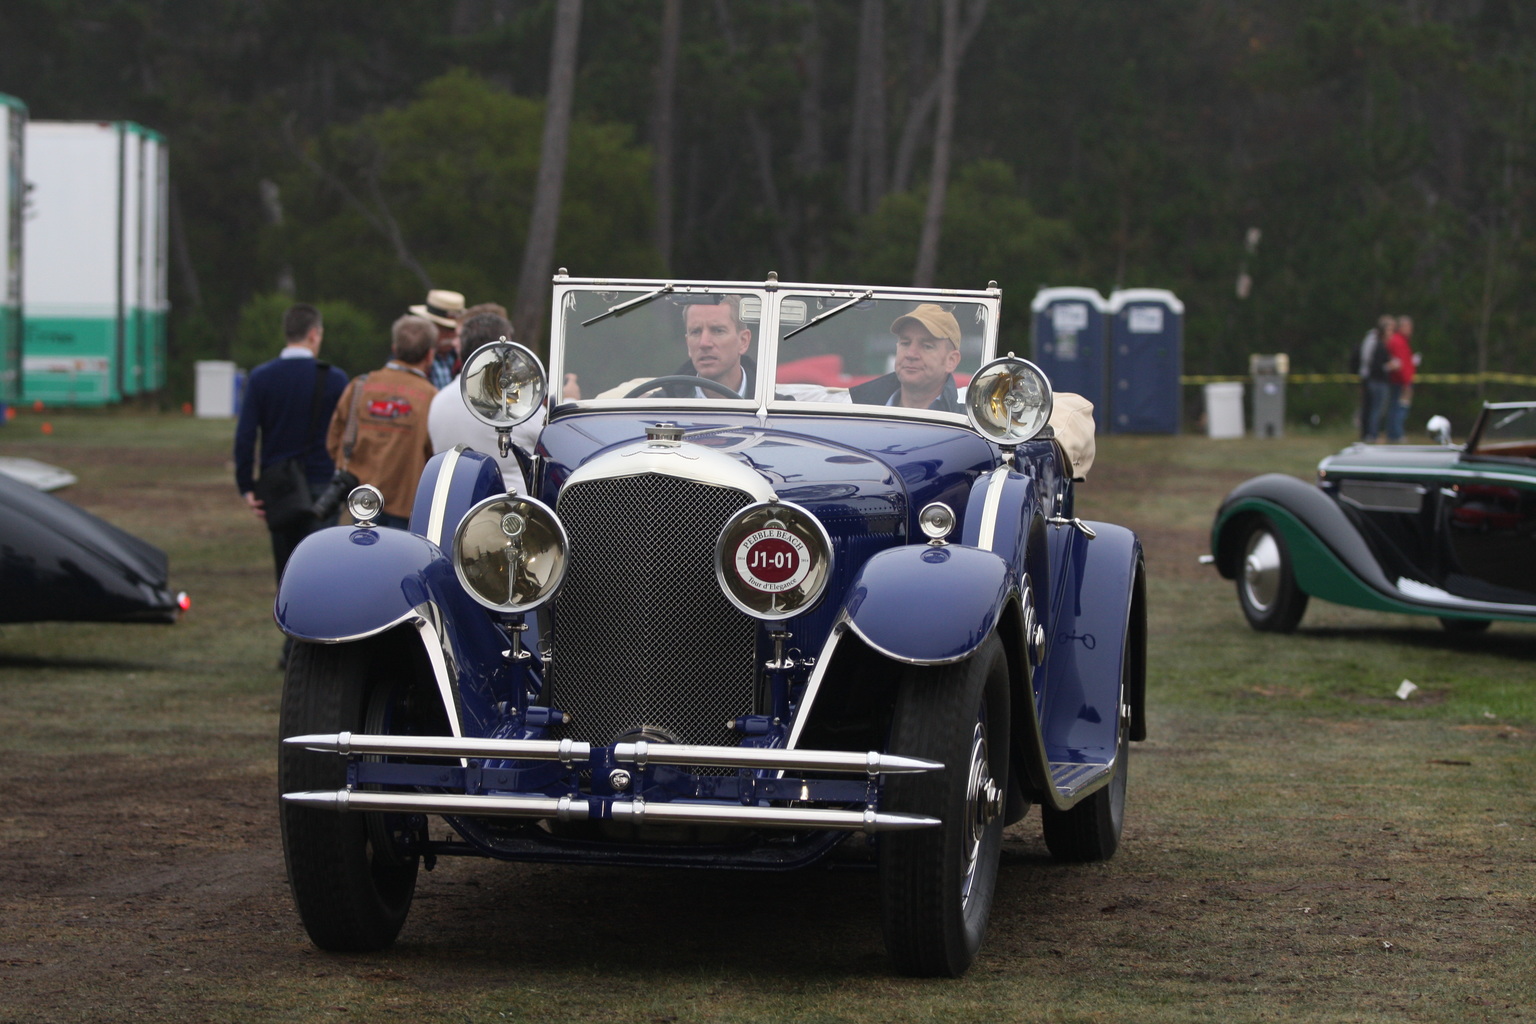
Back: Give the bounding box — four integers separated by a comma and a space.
891, 303, 961, 347
410, 289, 466, 330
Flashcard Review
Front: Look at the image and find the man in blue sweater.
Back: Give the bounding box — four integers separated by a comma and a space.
233, 305, 349, 664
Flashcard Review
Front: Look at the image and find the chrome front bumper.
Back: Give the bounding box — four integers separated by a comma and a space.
282, 732, 944, 834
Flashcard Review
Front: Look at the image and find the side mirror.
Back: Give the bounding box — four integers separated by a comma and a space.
1426, 415, 1452, 446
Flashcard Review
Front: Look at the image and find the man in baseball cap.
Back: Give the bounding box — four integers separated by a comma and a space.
410, 288, 465, 388
849, 303, 964, 412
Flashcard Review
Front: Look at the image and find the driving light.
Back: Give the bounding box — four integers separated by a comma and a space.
715, 500, 833, 620
966, 355, 1054, 445
453, 494, 569, 612
347, 484, 385, 525
918, 502, 956, 542
460, 341, 547, 428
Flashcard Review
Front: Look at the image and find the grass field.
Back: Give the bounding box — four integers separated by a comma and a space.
1, 409, 1532, 1023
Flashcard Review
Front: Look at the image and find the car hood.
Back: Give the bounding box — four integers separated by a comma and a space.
538, 411, 997, 527
0, 473, 179, 623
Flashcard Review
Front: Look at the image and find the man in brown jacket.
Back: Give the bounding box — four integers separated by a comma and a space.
327, 314, 439, 528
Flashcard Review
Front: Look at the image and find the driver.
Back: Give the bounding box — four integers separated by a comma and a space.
849, 303, 963, 412
661, 296, 759, 398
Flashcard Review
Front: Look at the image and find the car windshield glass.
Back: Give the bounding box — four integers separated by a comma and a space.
774, 294, 989, 412
558, 288, 765, 401
1473, 404, 1536, 454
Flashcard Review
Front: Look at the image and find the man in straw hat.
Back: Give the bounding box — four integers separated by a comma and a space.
410, 288, 466, 388
849, 302, 964, 412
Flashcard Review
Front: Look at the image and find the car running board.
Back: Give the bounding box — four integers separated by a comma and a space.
1050, 760, 1115, 801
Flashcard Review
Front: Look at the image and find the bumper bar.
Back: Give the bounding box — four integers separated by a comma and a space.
284, 731, 943, 775
281, 789, 939, 833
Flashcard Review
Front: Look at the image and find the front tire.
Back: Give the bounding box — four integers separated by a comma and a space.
1236, 518, 1309, 632
278, 637, 425, 951
879, 634, 1010, 978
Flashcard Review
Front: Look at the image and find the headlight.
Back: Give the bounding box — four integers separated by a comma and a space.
715, 500, 833, 620
452, 495, 568, 612
460, 341, 547, 428
966, 355, 1054, 445
346, 484, 385, 525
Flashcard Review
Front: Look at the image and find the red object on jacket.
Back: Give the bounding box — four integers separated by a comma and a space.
1386, 331, 1415, 386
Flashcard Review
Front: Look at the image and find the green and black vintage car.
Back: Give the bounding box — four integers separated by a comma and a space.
1209, 401, 1536, 633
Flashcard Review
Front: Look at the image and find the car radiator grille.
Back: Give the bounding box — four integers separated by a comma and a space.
549, 474, 757, 753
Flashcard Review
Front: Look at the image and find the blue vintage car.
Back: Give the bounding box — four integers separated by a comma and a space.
1210, 401, 1536, 634
277, 276, 1146, 977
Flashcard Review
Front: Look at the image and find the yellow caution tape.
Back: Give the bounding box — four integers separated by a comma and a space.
1181, 372, 1536, 386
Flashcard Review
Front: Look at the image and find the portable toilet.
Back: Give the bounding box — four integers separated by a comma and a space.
1108, 288, 1184, 434
1030, 287, 1107, 425
22, 120, 167, 406
0, 94, 23, 408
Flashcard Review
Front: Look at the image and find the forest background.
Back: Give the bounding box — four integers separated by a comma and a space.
2, 0, 1533, 413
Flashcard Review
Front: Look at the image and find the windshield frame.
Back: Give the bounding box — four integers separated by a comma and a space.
546, 275, 1003, 425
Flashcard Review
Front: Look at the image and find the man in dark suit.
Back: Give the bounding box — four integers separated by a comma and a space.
660, 296, 760, 398
233, 304, 348, 665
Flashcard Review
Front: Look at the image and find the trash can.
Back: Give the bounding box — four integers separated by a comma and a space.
1108, 288, 1183, 433
194, 360, 238, 418
1031, 287, 1107, 426
1250, 353, 1288, 438
1204, 381, 1244, 439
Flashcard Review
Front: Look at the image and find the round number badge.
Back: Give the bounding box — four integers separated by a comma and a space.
734, 528, 811, 593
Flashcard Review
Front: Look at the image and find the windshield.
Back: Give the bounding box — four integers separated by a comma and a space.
1470, 403, 1536, 456
553, 280, 996, 416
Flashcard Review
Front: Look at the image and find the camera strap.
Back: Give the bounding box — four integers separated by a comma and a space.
338, 373, 370, 471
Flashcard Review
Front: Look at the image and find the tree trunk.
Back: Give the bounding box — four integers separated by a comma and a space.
913, 0, 958, 287
651, 0, 681, 272
891, 0, 988, 196
513, 0, 583, 356
845, 0, 886, 215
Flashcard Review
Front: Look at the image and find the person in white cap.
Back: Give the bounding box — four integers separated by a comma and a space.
849, 303, 964, 412
410, 288, 466, 388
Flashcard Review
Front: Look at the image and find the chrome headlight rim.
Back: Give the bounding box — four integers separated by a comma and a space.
346, 484, 385, 526
459, 341, 548, 430
965, 355, 1054, 446
714, 499, 834, 621
451, 493, 569, 613
918, 501, 956, 542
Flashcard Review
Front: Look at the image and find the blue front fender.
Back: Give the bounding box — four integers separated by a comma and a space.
276, 525, 449, 642
843, 543, 1014, 664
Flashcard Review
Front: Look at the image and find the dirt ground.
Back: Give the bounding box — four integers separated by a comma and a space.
2, 420, 1531, 1022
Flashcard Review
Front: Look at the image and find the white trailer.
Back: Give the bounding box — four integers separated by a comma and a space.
0, 94, 23, 406
23, 120, 168, 405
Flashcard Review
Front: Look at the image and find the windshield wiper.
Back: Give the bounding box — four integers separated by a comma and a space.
783, 289, 873, 340
581, 283, 675, 327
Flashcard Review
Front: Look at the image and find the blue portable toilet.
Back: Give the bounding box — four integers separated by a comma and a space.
1108, 288, 1184, 434
1030, 287, 1107, 426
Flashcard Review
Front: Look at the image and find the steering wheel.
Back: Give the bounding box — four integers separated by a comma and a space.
623, 375, 744, 399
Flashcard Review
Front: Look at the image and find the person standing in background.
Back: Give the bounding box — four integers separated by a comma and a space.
410, 288, 466, 388
232, 303, 348, 667
327, 315, 438, 529
1385, 315, 1417, 443
1358, 315, 1393, 442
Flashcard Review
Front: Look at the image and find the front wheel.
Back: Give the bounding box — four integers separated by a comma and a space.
1236, 518, 1309, 633
278, 636, 426, 951
879, 634, 1010, 978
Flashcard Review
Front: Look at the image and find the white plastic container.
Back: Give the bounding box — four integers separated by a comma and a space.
1204, 381, 1244, 439
194, 360, 238, 418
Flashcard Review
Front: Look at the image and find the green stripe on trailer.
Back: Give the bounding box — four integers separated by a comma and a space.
22, 315, 121, 405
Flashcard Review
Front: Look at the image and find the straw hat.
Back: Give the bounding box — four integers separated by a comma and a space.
410, 289, 465, 330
